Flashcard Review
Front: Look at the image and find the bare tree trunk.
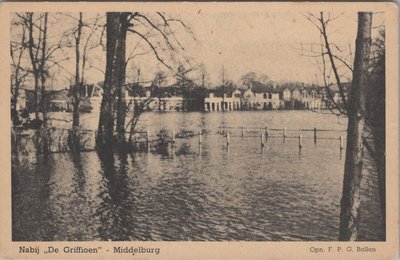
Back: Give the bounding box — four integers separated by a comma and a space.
27, 13, 40, 122
67, 13, 84, 152
39, 13, 49, 126
115, 13, 128, 144
73, 13, 83, 128
11, 24, 27, 124
339, 12, 372, 241
96, 12, 120, 148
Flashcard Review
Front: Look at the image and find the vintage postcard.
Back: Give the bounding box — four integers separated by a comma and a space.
0, 1, 398, 259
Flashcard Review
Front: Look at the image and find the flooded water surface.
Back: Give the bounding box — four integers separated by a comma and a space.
12, 111, 384, 241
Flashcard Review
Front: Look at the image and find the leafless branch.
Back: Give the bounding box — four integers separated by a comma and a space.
127, 28, 174, 72
134, 13, 176, 51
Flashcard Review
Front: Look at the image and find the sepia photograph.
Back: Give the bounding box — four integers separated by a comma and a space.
1, 1, 398, 259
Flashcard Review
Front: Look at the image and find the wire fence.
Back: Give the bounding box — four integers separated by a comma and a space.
12, 125, 348, 154
124, 125, 347, 151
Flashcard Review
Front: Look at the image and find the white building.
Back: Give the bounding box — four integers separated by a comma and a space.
204, 92, 242, 112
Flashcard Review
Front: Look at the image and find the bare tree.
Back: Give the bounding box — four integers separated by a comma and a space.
72, 13, 83, 128
304, 12, 375, 240
339, 12, 373, 241
18, 12, 64, 126
97, 12, 195, 148
26, 12, 42, 122
96, 12, 120, 149
115, 13, 129, 144
303, 12, 352, 116
305, 12, 385, 240
62, 13, 102, 149
38, 13, 49, 125
10, 16, 29, 125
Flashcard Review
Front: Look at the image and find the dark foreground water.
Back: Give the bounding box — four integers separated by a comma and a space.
12, 111, 384, 241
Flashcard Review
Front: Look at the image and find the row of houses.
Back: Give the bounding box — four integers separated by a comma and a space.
203, 82, 348, 111
14, 81, 348, 113
204, 90, 281, 111
90, 83, 202, 112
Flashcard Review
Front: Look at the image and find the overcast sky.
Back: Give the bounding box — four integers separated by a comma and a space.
172, 11, 384, 85
12, 11, 385, 89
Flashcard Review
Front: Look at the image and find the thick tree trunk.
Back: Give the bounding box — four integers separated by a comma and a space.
339, 12, 372, 241
115, 13, 128, 144
96, 12, 120, 148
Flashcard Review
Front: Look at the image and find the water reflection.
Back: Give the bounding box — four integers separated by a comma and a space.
12, 155, 55, 240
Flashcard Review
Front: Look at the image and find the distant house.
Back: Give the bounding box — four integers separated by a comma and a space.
159, 95, 184, 111
204, 90, 242, 112
48, 89, 70, 111
282, 88, 292, 101
310, 89, 318, 99
279, 83, 303, 102
242, 89, 256, 110
322, 83, 350, 109
301, 89, 309, 99
230, 90, 242, 110
23, 88, 71, 112
298, 87, 322, 109
204, 93, 224, 111
204, 81, 300, 112
242, 81, 283, 110
292, 88, 301, 100
258, 86, 281, 109
124, 83, 199, 112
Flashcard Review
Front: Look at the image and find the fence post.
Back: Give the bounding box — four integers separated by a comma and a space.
314, 127, 317, 144
226, 132, 230, 146
199, 130, 202, 145
299, 134, 303, 149
265, 126, 268, 139
146, 131, 150, 152
283, 127, 286, 142
219, 125, 223, 135
242, 126, 244, 138
261, 133, 265, 147
340, 136, 343, 150
172, 131, 175, 145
